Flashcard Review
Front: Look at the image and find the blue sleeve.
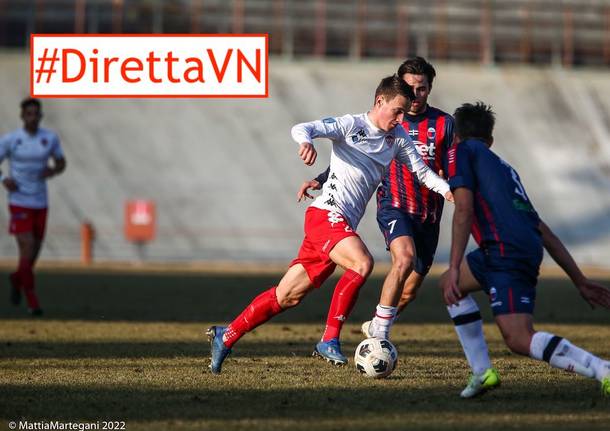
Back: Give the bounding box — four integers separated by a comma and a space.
314, 166, 330, 185
441, 115, 454, 176
447, 142, 476, 191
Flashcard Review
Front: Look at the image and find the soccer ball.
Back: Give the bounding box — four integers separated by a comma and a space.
354, 337, 398, 378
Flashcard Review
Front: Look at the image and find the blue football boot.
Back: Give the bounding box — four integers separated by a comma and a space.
313, 338, 348, 365
206, 326, 231, 374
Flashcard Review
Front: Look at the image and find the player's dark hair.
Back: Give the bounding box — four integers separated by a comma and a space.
20, 97, 41, 112
374, 74, 415, 103
454, 102, 496, 141
397, 57, 436, 86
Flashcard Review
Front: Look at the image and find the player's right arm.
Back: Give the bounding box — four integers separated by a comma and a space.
440, 142, 478, 305
0, 133, 17, 192
291, 116, 350, 167
297, 166, 330, 202
539, 220, 610, 309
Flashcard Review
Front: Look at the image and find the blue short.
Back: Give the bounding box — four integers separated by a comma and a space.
466, 248, 540, 316
376, 205, 440, 276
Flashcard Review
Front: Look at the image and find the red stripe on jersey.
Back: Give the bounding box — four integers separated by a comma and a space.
434, 116, 446, 174
389, 160, 400, 207
508, 288, 515, 313
448, 146, 457, 178
477, 192, 505, 256
418, 119, 430, 219
401, 163, 417, 213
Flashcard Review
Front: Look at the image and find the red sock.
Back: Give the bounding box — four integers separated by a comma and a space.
17, 258, 39, 310
322, 269, 366, 341
223, 286, 283, 348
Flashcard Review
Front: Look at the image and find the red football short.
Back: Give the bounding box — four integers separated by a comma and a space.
290, 206, 359, 288
9, 205, 48, 239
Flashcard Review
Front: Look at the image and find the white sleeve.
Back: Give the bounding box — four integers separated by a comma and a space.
395, 135, 450, 196
291, 116, 349, 145
50, 132, 65, 159
0, 133, 10, 164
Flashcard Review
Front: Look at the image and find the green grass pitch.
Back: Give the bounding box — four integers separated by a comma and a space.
1, 270, 609, 430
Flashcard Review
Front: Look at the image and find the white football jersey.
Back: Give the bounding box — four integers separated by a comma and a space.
0, 127, 64, 209
291, 113, 449, 230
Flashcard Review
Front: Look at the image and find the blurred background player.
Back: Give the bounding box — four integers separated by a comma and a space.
0, 98, 66, 315
442, 102, 610, 397
207, 75, 451, 374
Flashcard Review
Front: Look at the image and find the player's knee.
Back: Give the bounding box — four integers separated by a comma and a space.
391, 253, 415, 278
277, 292, 303, 309
352, 255, 374, 278
502, 332, 530, 356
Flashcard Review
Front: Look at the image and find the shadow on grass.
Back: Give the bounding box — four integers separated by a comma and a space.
0, 381, 607, 423
0, 339, 477, 360
1, 272, 609, 324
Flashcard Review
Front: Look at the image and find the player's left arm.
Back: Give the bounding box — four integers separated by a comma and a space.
395, 133, 453, 201
539, 220, 610, 309
441, 186, 473, 305
41, 133, 66, 179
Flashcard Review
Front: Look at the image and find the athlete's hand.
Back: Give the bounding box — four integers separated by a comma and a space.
297, 180, 321, 202
40, 167, 55, 179
299, 142, 317, 166
441, 267, 462, 306
2, 177, 18, 192
577, 279, 610, 309
444, 191, 454, 202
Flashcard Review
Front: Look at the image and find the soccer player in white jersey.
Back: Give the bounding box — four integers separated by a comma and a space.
0, 98, 66, 315
207, 75, 453, 373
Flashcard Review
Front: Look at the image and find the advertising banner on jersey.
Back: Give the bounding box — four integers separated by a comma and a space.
30, 34, 268, 98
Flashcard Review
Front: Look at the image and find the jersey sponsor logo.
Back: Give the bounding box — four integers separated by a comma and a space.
322, 117, 336, 124
322, 239, 331, 252
414, 140, 436, 159
520, 297, 531, 304
491, 301, 503, 308
350, 129, 367, 143
513, 199, 535, 212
